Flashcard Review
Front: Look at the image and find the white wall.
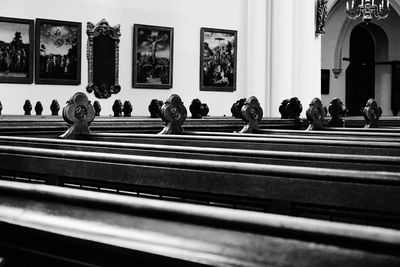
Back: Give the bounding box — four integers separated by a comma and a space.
0, 0, 249, 116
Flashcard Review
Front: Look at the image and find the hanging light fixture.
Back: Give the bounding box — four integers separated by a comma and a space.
345, 0, 390, 22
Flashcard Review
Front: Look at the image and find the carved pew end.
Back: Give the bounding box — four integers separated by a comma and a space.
328, 98, 348, 127
279, 97, 303, 128
306, 97, 326, 131
189, 99, 209, 119
231, 98, 246, 119
159, 94, 187, 135
239, 96, 263, 134
362, 99, 382, 128
60, 92, 95, 139
149, 99, 164, 118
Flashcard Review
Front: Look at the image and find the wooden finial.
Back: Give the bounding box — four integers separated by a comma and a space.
159, 94, 187, 134
50, 99, 60, 116
148, 99, 164, 118
60, 92, 95, 139
362, 99, 382, 128
239, 96, 263, 133
35, 101, 43, 116
306, 97, 326, 131
279, 99, 290, 119
112, 99, 123, 117
189, 99, 209, 119
286, 97, 303, 121
123, 101, 133, 117
93, 101, 101, 116
23, 100, 32, 115
231, 98, 246, 119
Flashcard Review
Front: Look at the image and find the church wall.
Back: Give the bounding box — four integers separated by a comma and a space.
322, 0, 400, 115
0, 0, 249, 116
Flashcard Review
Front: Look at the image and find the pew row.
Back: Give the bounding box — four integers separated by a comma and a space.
0, 180, 399, 267
0, 144, 400, 229
0, 115, 299, 136
83, 132, 400, 156
0, 135, 399, 172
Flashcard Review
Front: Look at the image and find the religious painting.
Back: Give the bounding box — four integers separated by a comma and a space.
0, 17, 34, 84
200, 27, 237, 92
133, 24, 173, 89
35, 18, 81, 85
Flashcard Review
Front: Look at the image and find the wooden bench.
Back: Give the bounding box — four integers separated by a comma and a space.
0, 180, 399, 267
1, 92, 399, 228
0, 143, 399, 229
0, 135, 399, 172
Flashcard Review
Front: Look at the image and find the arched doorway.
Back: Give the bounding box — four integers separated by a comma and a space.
345, 24, 375, 115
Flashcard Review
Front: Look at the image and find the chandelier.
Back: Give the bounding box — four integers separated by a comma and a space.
345, 0, 390, 22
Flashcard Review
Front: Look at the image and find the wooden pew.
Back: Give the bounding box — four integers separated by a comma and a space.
0, 135, 399, 172
0, 180, 399, 267
0, 144, 400, 229
1, 92, 399, 229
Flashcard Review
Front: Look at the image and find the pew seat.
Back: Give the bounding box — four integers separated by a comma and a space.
0, 180, 399, 267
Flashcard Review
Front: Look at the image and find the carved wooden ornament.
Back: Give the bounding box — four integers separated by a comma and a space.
279, 99, 290, 119
286, 97, 303, 120
23, 100, 32, 115
316, 0, 328, 35
50, 99, 60, 116
328, 98, 348, 127
86, 19, 121, 99
123, 101, 133, 117
306, 97, 326, 131
148, 99, 164, 118
93, 101, 101, 116
239, 96, 263, 133
362, 99, 382, 128
60, 92, 95, 139
159, 94, 187, 134
35, 101, 43, 116
112, 100, 123, 117
231, 98, 246, 119
189, 98, 209, 119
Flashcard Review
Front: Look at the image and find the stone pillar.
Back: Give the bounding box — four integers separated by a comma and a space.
246, 0, 270, 115
268, 0, 321, 117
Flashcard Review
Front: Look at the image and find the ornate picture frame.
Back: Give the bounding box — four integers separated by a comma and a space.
0, 16, 34, 84
133, 24, 174, 89
86, 19, 121, 99
35, 18, 81, 85
200, 27, 237, 92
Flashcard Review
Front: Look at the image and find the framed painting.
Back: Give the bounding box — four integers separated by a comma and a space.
133, 24, 173, 89
0, 16, 34, 84
35, 18, 81, 85
200, 27, 237, 92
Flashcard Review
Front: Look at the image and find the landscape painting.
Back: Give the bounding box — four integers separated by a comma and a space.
0, 17, 33, 83
200, 27, 237, 91
35, 18, 81, 85
133, 24, 173, 89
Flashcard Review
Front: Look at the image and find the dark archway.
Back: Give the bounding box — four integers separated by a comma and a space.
345, 24, 375, 115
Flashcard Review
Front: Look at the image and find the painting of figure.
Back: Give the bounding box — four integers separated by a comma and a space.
0, 17, 33, 83
200, 28, 237, 91
133, 24, 173, 89
35, 19, 81, 85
